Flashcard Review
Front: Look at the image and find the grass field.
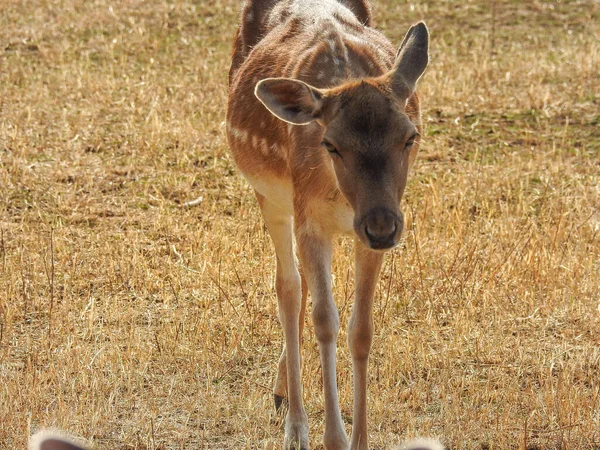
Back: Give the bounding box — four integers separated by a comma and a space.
1, 0, 599, 449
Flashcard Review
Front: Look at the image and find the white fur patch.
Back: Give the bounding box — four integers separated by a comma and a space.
244, 173, 293, 214
226, 122, 250, 145
259, 138, 270, 155
289, 0, 358, 23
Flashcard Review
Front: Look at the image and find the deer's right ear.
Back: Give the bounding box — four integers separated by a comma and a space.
255, 78, 325, 125
399, 438, 444, 450
30, 431, 90, 450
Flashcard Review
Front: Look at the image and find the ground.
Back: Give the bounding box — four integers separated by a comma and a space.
0, 0, 599, 449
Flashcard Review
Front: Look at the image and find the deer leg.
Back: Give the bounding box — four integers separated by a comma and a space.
257, 193, 308, 450
297, 228, 348, 450
274, 268, 308, 412
348, 240, 384, 450
274, 348, 288, 411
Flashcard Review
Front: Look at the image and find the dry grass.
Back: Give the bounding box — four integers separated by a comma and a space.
1, 0, 599, 449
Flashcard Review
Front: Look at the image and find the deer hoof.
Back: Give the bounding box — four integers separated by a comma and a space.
274, 393, 288, 412
284, 419, 309, 450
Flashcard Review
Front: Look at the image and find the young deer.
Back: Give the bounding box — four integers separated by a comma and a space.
227, 0, 429, 449
30, 430, 443, 450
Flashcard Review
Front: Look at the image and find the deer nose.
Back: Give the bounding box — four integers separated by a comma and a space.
364, 209, 401, 250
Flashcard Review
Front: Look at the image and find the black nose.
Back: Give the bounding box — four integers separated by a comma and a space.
364, 209, 400, 249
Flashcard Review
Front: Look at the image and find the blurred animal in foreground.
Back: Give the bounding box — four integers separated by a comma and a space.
30, 430, 444, 450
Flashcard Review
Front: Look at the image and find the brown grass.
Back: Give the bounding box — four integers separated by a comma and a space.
1, 0, 599, 449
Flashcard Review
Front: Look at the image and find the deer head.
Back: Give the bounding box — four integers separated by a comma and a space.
255, 22, 429, 250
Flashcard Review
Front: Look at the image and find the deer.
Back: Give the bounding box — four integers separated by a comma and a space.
30, 430, 443, 450
227, 0, 429, 449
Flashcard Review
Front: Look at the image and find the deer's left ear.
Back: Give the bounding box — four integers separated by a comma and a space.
389, 22, 429, 99
255, 78, 326, 125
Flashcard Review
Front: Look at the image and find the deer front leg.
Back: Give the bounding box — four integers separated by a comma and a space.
349, 240, 384, 450
274, 269, 308, 411
297, 228, 348, 450
258, 194, 308, 450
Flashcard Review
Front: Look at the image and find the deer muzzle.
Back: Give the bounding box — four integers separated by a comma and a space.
357, 207, 404, 250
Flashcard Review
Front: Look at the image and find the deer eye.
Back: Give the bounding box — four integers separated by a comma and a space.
404, 133, 418, 149
322, 140, 341, 158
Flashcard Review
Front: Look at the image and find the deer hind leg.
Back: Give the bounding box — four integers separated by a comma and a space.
274, 268, 308, 412
257, 192, 308, 450
297, 226, 348, 450
348, 240, 384, 450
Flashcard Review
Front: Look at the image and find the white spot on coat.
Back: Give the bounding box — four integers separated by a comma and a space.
226, 122, 250, 144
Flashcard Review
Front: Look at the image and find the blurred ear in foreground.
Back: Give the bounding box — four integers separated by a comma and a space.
30, 431, 89, 450
400, 437, 445, 450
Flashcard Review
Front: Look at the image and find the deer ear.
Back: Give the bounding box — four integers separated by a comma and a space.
255, 78, 325, 125
390, 22, 429, 99
30, 431, 90, 450
399, 438, 444, 450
